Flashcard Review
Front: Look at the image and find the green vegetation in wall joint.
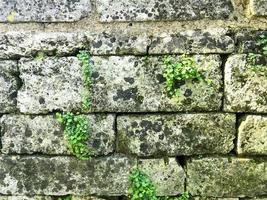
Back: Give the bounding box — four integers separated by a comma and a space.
77, 50, 92, 111
247, 53, 267, 77
57, 195, 72, 200
129, 169, 190, 200
256, 34, 267, 55
163, 54, 205, 97
56, 112, 93, 160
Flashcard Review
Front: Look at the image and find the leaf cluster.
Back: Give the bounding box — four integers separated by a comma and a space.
77, 50, 92, 111
57, 195, 72, 200
163, 55, 203, 97
56, 112, 92, 160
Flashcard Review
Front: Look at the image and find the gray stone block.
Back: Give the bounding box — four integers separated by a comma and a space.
0, 114, 115, 156
138, 158, 185, 196
0, 32, 88, 59
237, 115, 267, 155
117, 114, 236, 156
0, 60, 19, 113
0, 156, 136, 195
224, 54, 267, 113
187, 157, 267, 197
90, 55, 223, 112
96, 0, 233, 22
17, 57, 84, 114
149, 29, 235, 54
249, 0, 267, 16
0, 0, 92, 22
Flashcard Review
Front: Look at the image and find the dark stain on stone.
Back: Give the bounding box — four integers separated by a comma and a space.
39, 97, 45, 104
184, 89, 192, 97
124, 77, 135, 84
113, 87, 138, 101
93, 40, 103, 48
156, 74, 165, 83
174, 80, 185, 88
92, 71, 99, 79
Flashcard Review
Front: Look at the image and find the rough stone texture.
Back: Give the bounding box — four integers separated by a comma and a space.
237, 115, 267, 155
87, 32, 149, 55
0, 60, 19, 113
0, 0, 92, 22
149, 29, 235, 54
72, 196, 118, 200
117, 114, 236, 156
0, 156, 136, 195
17, 57, 83, 114
0, 197, 52, 200
0, 114, 115, 155
236, 30, 267, 53
187, 157, 267, 197
138, 158, 185, 196
0, 32, 88, 59
192, 198, 238, 200
224, 54, 267, 113
96, 0, 233, 22
249, 0, 267, 16
91, 55, 223, 112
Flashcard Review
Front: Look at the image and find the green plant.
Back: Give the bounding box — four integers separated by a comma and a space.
247, 53, 267, 76
77, 50, 92, 111
256, 34, 267, 55
163, 55, 204, 97
129, 169, 157, 200
129, 169, 190, 200
57, 195, 72, 200
56, 112, 92, 160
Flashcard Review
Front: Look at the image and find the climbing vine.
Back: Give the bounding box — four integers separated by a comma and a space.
77, 50, 92, 111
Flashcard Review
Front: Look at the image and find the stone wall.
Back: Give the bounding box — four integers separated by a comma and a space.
0, 0, 267, 199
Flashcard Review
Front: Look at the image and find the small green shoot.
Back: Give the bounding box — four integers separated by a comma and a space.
256, 34, 267, 55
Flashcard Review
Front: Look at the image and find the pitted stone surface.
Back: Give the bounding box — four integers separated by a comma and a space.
117, 114, 236, 156
87, 32, 149, 55
91, 55, 222, 112
0, 114, 115, 155
193, 198, 239, 200
236, 30, 267, 53
0, 60, 19, 113
187, 157, 267, 197
0, 32, 88, 59
17, 57, 83, 114
149, 29, 235, 54
72, 197, 118, 200
96, 0, 233, 22
237, 115, 267, 155
249, 0, 267, 16
224, 54, 267, 113
138, 158, 185, 196
0, 197, 53, 200
0, 156, 136, 195
0, 0, 92, 22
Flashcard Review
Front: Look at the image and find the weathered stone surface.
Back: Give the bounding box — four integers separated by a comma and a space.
236, 30, 267, 53
0, 60, 19, 113
0, 0, 92, 22
237, 115, 267, 155
0, 114, 115, 155
249, 0, 267, 16
187, 157, 267, 197
149, 29, 235, 54
192, 198, 238, 200
96, 0, 233, 22
17, 57, 83, 114
117, 114, 236, 156
72, 196, 118, 200
87, 32, 149, 55
91, 55, 223, 112
224, 54, 267, 113
0, 32, 88, 59
0, 156, 136, 195
0, 197, 52, 200
138, 158, 185, 196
